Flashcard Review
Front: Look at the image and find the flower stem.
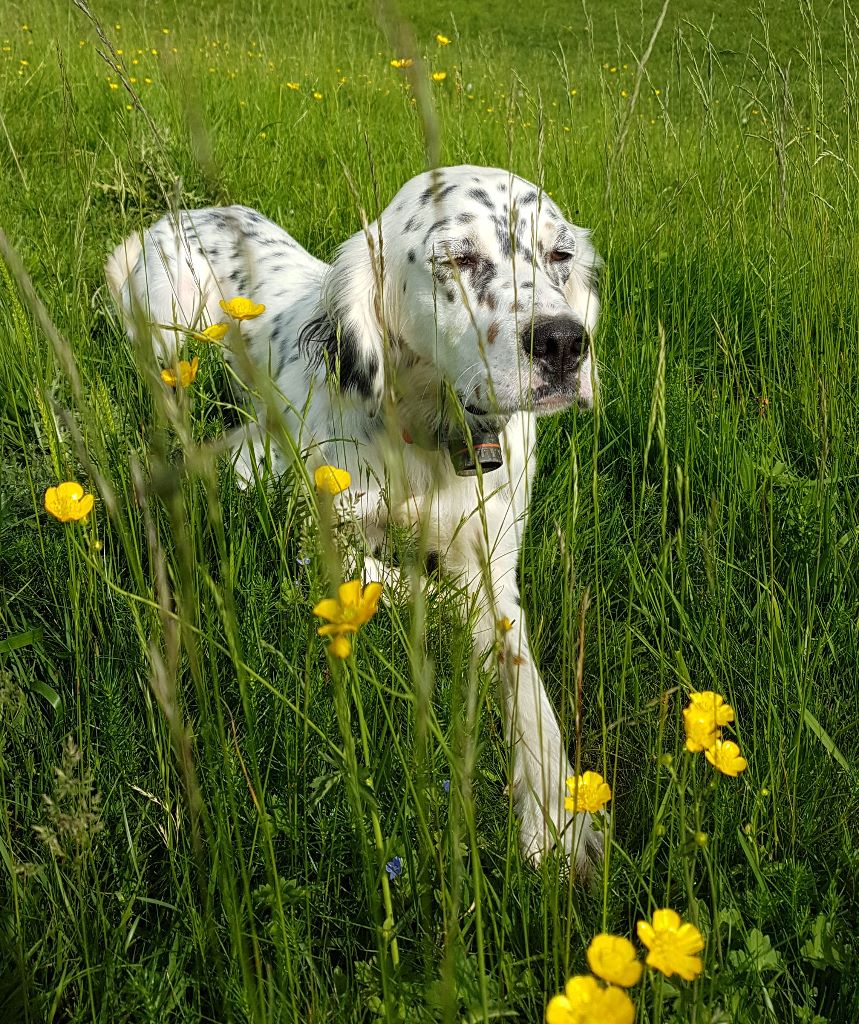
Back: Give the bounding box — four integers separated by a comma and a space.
351, 674, 400, 969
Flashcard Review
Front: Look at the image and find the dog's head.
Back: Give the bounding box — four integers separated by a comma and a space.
317, 165, 602, 423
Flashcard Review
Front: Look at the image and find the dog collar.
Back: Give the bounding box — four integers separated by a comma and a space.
448, 432, 503, 475
401, 425, 503, 476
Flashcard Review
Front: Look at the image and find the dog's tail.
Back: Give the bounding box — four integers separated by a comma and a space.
105, 232, 142, 318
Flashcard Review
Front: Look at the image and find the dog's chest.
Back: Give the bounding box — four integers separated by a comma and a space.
353, 419, 532, 558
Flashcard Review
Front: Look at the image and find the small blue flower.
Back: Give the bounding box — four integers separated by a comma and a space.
385, 856, 403, 882
297, 555, 311, 566
442, 779, 450, 794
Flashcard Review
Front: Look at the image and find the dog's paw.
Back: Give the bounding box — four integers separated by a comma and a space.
360, 554, 404, 600
358, 554, 434, 606
514, 774, 605, 875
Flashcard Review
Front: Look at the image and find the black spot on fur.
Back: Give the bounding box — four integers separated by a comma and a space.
471, 259, 497, 305
467, 187, 494, 209
423, 218, 450, 245
456, 212, 476, 225
405, 215, 420, 232
272, 311, 294, 377
514, 225, 531, 252
436, 182, 458, 201
298, 312, 378, 399
519, 190, 538, 206
497, 182, 508, 192
408, 250, 416, 263
419, 184, 443, 207
491, 214, 512, 258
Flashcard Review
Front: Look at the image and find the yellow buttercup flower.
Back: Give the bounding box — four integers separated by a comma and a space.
546, 975, 634, 1024
435, 34, 451, 45
286, 81, 300, 90
683, 690, 735, 752
390, 58, 414, 69
432, 71, 447, 82
160, 356, 199, 388
198, 322, 229, 342
497, 616, 514, 633
688, 690, 734, 725
314, 465, 351, 495
565, 771, 612, 814
219, 296, 266, 320
586, 934, 642, 988
44, 482, 94, 522
705, 739, 748, 776
328, 634, 352, 659
637, 909, 704, 981
313, 580, 383, 638
683, 710, 719, 753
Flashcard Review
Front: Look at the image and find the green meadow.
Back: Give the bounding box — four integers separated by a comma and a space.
1, 0, 858, 1020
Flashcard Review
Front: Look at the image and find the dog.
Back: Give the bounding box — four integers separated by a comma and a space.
106, 164, 603, 870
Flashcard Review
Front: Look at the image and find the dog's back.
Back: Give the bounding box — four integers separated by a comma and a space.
106, 206, 326, 367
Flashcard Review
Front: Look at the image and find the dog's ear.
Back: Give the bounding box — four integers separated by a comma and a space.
563, 229, 603, 336
300, 225, 385, 409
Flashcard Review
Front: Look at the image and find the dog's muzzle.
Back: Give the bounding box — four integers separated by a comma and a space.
522, 315, 588, 384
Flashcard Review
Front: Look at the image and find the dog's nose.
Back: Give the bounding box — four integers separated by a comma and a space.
521, 316, 587, 371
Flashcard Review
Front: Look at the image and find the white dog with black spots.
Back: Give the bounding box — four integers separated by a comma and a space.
106, 164, 604, 871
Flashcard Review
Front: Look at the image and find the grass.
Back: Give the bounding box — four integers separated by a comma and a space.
1, 0, 858, 1020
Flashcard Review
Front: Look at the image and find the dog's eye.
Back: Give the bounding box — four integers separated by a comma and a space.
447, 252, 480, 271
547, 249, 574, 263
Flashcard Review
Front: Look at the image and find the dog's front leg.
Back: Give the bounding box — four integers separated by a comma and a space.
458, 544, 602, 873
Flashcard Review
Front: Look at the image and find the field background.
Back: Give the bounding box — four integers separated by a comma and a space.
1, 0, 858, 1021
